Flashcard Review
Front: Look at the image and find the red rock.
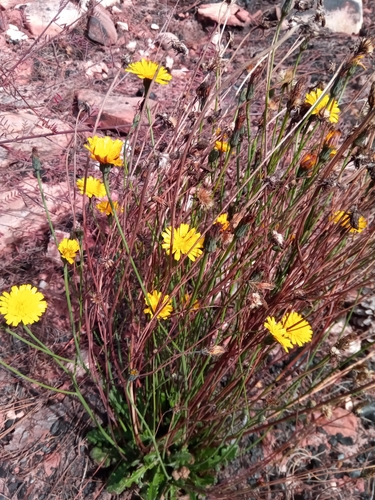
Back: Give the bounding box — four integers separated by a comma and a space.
197, 3, 253, 27
0, 111, 72, 167
75, 89, 156, 131
87, 4, 117, 46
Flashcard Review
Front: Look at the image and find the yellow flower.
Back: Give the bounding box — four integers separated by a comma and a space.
144, 290, 173, 319
84, 136, 123, 167
182, 293, 200, 310
0, 284, 47, 327
305, 88, 340, 123
76, 176, 106, 198
214, 140, 230, 153
96, 200, 122, 216
126, 59, 172, 85
264, 316, 293, 352
162, 223, 204, 262
330, 210, 367, 233
58, 238, 80, 264
280, 311, 313, 347
214, 213, 230, 231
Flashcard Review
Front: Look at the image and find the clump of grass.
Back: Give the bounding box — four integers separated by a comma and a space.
1, 5, 375, 499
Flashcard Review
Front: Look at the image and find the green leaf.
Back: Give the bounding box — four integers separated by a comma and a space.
86, 428, 109, 446
168, 450, 193, 466
107, 459, 159, 495
144, 467, 165, 500
90, 446, 115, 468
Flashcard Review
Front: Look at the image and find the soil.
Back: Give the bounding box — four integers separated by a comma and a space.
1, 0, 375, 499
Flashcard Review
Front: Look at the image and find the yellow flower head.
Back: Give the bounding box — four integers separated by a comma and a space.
126, 59, 172, 85
305, 88, 340, 123
76, 176, 106, 199
182, 293, 200, 311
214, 140, 230, 153
330, 210, 367, 233
96, 200, 122, 216
0, 284, 47, 327
58, 238, 80, 264
84, 136, 123, 167
264, 316, 293, 352
281, 311, 313, 347
214, 213, 230, 231
162, 223, 204, 262
144, 290, 173, 319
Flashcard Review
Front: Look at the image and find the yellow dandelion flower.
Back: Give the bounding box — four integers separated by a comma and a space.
76, 176, 106, 199
125, 59, 172, 85
214, 213, 230, 231
330, 210, 367, 233
84, 136, 123, 167
96, 200, 122, 216
182, 293, 200, 310
214, 140, 230, 153
264, 316, 293, 352
0, 284, 47, 327
144, 290, 173, 320
162, 223, 204, 262
281, 311, 313, 347
305, 88, 340, 124
58, 238, 80, 264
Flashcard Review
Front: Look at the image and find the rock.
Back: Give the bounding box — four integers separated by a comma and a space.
293, 0, 362, 35
0, 111, 72, 168
5, 24, 27, 42
84, 60, 109, 79
0, 0, 20, 8
197, 3, 253, 27
87, 4, 117, 46
325, 0, 362, 35
0, 179, 70, 253
24, 0, 81, 37
80, 0, 120, 10
76, 89, 156, 131
117, 21, 129, 31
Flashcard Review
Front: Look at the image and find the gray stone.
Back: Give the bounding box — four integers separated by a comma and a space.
87, 4, 117, 46
325, 0, 362, 35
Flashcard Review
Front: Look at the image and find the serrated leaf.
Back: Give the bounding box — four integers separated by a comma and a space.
107, 459, 159, 495
169, 450, 193, 466
144, 467, 165, 500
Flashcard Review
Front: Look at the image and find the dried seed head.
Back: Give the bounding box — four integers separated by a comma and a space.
277, 67, 295, 88
287, 77, 305, 111
356, 37, 375, 56
367, 81, 375, 109
202, 345, 227, 356
196, 187, 214, 209
248, 292, 263, 309
234, 107, 246, 132
349, 207, 361, 230
271, 230, 284, 248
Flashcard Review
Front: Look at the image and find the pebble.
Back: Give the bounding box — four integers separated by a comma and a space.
151, 23, 159, 30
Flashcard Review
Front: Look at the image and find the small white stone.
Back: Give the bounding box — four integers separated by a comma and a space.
39, 280, 48, 289
126, 40, 137, 52
165, 55, 174, 70
6, 24, 28, 42
150, 23, 159, 30
117, 21, 129, 31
